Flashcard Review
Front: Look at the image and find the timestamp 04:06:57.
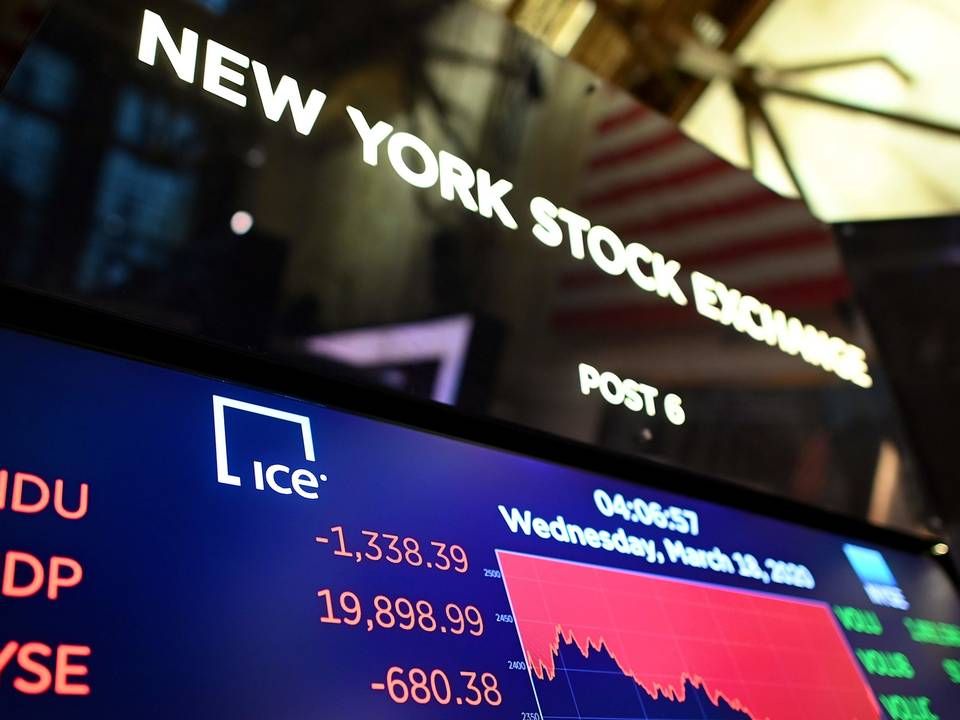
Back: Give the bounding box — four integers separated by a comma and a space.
594, 489, 700, 536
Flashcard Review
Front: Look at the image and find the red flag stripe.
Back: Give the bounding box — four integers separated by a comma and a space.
582, 156, 734, 208
556, 92, 844, 328
580, 141, 715, 198
617, 190, 789, 237
632, 202, 818, 256
554, 244, 840, 309
562, 193, 819, 263
596, 104, 651, 134
678, 227, 832, 267
553, 275, 851, 331
588, 129, 686, 170
585, 155, 762, 227
558, 227, 833, 290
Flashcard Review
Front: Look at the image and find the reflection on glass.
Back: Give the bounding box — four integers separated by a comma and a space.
0, 0, 934, 533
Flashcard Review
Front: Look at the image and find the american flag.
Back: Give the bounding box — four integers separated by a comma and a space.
553, 90, 849, 332
0, 0, 48, 86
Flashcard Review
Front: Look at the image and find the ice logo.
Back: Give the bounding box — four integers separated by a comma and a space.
212, 395, 327, 501
843, 544, 909, 610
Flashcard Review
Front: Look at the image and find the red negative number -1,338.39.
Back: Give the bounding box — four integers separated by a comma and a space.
315, 526, 469, 573
371, 667, 502, 707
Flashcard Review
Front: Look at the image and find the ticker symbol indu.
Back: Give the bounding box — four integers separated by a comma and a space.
0, 469, 89, 521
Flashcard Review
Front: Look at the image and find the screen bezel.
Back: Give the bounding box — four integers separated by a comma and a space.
0, 283, 949, 570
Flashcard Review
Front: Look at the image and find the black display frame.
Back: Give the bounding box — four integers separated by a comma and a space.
0, 282, 951, 574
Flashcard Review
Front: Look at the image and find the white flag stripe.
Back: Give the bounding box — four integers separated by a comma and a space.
620, 200, 822, 256
600, 87, 640, 113
587, 112, 674, 158
554, 244, 840, 310
586, 169, 763, 227
557, 215, 832, 279
580, 142, 721, 198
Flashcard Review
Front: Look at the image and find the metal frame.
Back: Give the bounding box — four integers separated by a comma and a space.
736, 56, 960, 208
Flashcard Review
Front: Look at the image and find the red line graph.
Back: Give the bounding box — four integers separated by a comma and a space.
497, 550, 880, 720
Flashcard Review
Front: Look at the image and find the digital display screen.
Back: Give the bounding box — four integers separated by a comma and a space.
2, 327, 958, 719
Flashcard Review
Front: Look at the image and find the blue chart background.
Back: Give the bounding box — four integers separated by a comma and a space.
534, 641, 749, 720
0, 328, 958, 718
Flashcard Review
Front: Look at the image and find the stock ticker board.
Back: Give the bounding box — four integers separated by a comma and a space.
0, 327, 958, 719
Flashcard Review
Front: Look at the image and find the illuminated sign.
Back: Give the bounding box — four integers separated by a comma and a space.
578, 363, 686, 425
136, 9, 873, 390
137, 9, 327, 135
